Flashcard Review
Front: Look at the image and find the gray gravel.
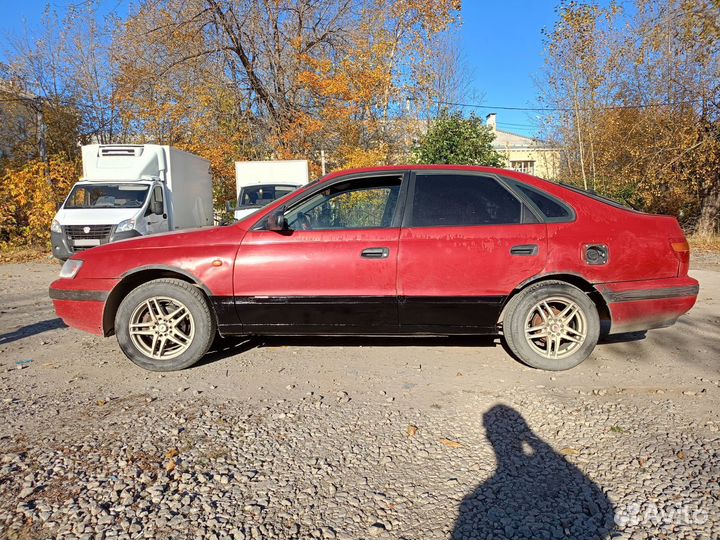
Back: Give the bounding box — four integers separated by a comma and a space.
1, 387, 718, 540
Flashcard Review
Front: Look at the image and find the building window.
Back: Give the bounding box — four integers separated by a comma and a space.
510, 160, 535, 175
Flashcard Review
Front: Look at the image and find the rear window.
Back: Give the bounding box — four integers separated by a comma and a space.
516, 184, 572, 220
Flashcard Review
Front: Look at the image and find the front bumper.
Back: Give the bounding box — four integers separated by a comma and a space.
49, 278, 118, 336
597, 276, 699, 334
51, 231, 74, 261
51, 227, 142, 261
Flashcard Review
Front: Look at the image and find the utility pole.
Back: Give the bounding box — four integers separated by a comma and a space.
320, 149, 326, 176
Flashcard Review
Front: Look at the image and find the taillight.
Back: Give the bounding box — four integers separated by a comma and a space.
670, 237, 690, 276
670, 239, 689, 253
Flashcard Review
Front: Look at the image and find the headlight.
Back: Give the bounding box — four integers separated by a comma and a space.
115, 219, 136, 233
51, 219, 62, 233
59, 259, 83, 279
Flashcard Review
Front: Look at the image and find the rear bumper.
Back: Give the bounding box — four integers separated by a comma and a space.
49, 278, 117, 336
597, 276, 699, 334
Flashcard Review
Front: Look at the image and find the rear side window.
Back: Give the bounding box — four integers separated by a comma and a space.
411, 173, 522, 227
515, 184, 572, 220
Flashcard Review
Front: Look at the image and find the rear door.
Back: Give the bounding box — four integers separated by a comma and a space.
233, 173, 407, 333
397, 171, 547, 332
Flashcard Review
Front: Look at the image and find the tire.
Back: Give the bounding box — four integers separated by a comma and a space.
502, 280, 600, 371
115, 278, 216, 371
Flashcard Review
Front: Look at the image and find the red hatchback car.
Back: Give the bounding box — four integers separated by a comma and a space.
50, 165, 698, 371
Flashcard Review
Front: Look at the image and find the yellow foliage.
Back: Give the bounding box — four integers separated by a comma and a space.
342, 145, 389, 169
0, 157, 79, 247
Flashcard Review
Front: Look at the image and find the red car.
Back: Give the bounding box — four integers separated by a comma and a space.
50, 165, 698, 372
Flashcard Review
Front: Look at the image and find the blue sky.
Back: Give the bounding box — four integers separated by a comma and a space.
1, 0, 560, 137
460, 1, 559, 136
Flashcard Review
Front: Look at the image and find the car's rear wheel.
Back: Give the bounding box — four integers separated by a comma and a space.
502, 281, 600, 371
115, 278, 216, 371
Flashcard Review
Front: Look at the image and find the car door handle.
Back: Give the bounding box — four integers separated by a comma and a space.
361, 247, 390, 259
510, 244, 539, 256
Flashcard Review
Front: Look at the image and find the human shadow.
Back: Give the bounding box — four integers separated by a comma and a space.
0, 318, 67, 345
453, 405, 615, 540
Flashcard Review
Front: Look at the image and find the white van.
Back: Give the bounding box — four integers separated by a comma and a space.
51, 144, 212, 260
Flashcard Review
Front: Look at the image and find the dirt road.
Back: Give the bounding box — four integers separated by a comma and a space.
0, 261, 718, 539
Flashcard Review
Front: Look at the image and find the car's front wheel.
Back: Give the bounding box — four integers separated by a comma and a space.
502, 281, 600, 371
115, 278, 216, 371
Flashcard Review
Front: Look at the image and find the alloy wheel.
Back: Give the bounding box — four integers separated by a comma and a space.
128, 296, 195, 360
523, 296, 588, 360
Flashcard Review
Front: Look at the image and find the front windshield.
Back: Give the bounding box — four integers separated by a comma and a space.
239, 184, 298, 208
64, 183, 150, 209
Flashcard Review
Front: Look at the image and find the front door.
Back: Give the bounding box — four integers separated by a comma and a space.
233, 173, 407, 333
145, 184, 169, 234
397, 171, 547, 332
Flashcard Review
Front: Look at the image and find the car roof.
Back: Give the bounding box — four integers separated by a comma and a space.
314, 164, 598, 210
322, 164, 508, 180
319, 164, 561, 191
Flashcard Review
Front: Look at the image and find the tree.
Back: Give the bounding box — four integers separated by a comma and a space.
412, 111, 504, 166
0, 156, 78, 245
114, 0, 461, 169
6, 4, 123, 152
540, 1, 620, 191
541, 0, 720, 235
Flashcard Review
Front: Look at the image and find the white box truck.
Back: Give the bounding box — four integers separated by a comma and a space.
51, 144, 213, 260
233, 160, 310, 221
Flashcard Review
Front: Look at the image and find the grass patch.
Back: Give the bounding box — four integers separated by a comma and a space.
610, 425, 626, 433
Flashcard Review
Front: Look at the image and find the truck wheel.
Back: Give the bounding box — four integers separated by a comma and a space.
502, 281, 600, 371
115, 278, 216, 371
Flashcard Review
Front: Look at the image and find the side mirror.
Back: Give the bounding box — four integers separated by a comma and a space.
267, 209, 288, 231
151, 201, 164, 215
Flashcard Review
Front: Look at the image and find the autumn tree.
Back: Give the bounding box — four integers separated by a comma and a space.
114, 0, 461, 171
541, 1, 621, 190
542, 0, 720, 235
0, 156, 79, 245
5, 4, 123, 154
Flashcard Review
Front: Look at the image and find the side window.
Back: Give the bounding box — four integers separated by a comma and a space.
514, 184, 572, 220
284, 176, 402, 231
411, 174, 522, 227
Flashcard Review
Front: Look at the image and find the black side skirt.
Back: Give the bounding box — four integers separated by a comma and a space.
210, 295, 504, 336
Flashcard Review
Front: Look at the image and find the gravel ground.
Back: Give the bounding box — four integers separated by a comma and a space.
0, 262, 719, 540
